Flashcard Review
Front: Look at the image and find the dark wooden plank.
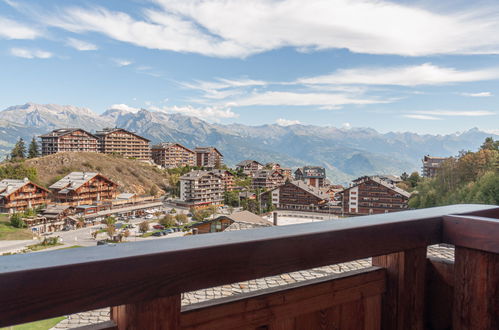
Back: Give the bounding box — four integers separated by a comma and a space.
425, 257, 454, 330
181, 267, 385, 330
0, 204, 496, 327
363, 295, 381, 330
453, 247, 499, 330
443, 215, 499, 253
372, 247, 427, 330
111, 295, 180, 330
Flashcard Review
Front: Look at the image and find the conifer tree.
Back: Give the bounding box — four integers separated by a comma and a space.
10, 138, 26, 159
28, 137, 40, 158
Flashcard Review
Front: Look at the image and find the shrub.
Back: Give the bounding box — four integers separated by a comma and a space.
139, 221, 149, 233
160, 214, 176, 227
10, 213, 25, 228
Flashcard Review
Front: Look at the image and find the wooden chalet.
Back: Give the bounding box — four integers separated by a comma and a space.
151, 143, 195, 168
236, 160, 264, 175
0, 178, 50, 213
49, 172, 118, 206
341, 176, 410, 215
194, 147, 223, 168
40, 128, 98, 156
191, 210, 272, 234
251, 169, 285, 190
209, 169, 235, 192
262, 180, 329, 211
95, 128, 151, 160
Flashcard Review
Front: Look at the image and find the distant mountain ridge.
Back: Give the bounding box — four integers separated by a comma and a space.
0, 103, 497, 184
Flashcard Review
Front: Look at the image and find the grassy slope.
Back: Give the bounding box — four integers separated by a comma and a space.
0, 214, 32, 240
0, 316, 66, 330
24, 152, 170, 195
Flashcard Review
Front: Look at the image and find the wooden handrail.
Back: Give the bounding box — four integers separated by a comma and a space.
0, 204, 498, 327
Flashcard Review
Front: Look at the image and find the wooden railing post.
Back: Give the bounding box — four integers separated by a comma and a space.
372, 247, 427, 330
111, 295, 181, 330
453, 247, 499, 330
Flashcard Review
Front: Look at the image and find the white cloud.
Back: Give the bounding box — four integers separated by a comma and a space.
67, 37, 97, 51
341, 122, 352, 129
414, 110, 495, 116
36, 0, 499, 57
404, 114, 442, 120
276, 118, 301, 126
460, 92, 493, 97
297, 63, 499, 86
10, 48, 52, 59
109, 104, 140, 113
112, 58, 132, 66
231, 91, 390, 107
0, 17, 40, 39
150, 105, 238, 122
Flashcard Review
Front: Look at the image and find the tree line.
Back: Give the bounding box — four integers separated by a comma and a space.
409, 137, 499, 208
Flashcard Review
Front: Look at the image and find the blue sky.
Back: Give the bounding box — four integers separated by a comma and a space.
1, 0, 499, 134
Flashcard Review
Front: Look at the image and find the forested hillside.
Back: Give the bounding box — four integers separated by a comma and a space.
409, 138, 499, 208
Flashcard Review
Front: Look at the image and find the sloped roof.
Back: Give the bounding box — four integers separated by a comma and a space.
222, 210, 273, 226
151, 142, 193, 153
253, 169, 284, 179
180, 170, 221, 180
49, 172, 116, 193
40, 128, 97, 139
370, 176, 411, 198
194, 147, 223, 156
236, 160, 262, 167
0, 178, 49, 197
289, 180, 328, 200
95, 128, 150, 142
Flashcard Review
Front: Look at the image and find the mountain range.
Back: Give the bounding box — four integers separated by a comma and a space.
0, 103, 497, 184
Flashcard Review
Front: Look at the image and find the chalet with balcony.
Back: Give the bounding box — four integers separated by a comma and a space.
294, 166, 327, 188
341, 176, 410, 215
40, 128, 98, 156
236, 160, 264, 175
194, 147, 223, 168
179, 170, 223, 207
151, 143, 195, 168
422, 155, 449, 178
210, 169, 235, 192
251, 169, 285, 190
49, 172, 118, 206
0, 178, 50, 213
95, 128, 151, 160
262, 180, 329, 211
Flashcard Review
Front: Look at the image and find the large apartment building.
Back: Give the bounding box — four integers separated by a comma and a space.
0, 179, 50, 213
294, 166, 327, 188
210, 169, 236, 192
252, 170, 285, 190
422, 155, 448, 178
95, 128, 151, 160
40, 128, 98, 156
194, 147, 223, 168
261, 180, 329, 212
179, 170, 224, 207
49, 172, 118, 206
341, 176, 410, 215
151, 143, 195, 168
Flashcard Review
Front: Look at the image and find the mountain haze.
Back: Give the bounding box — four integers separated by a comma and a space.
0, 103, 496, 184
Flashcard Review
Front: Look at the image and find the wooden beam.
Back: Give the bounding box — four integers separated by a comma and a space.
0, 204, 496, 327
372, 247, 427, 330
181, 267, 385, 329
453, 247, 499, 330
111, 295, 181, 330
443, 215, 499, 253
425, 257, 454, 330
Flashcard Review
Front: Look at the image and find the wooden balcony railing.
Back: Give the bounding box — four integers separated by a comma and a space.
0, 204, 498, 330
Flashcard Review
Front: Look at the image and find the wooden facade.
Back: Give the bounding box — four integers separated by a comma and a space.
251, 170, 285, 190
294, 166, 327, 188
49, 172, 118, 206
236, 160, 263, 175
40, 128, 98, 156
210, 169, 235, 192
0, 179, 50, 213
194, 147, 223, 168
96, 128, 151, 160
341, 176, 410, 215
151, 143, 195, 168
263, 180, 328, 211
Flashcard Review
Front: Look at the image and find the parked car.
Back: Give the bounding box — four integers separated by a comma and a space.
153, 224, 165, 230
152, 231, 162, 237
97, 240, 108, 245
145, 214, 154, 219
163, 228, 174, 234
